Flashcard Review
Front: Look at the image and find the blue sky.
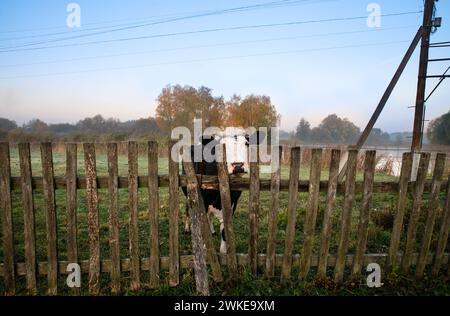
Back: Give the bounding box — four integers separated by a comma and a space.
0, 0, 449, 132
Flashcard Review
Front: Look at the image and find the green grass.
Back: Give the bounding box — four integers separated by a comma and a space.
1, 147, 449, 296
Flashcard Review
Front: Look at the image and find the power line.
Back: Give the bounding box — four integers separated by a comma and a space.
0, 0, 329, 46
0, 0, 328, 36
0, 39, 410, 80
0, 25, 417, 68
0, 11, 423, 53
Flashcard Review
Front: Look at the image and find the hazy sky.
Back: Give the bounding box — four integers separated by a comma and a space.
0, 0, 449, 132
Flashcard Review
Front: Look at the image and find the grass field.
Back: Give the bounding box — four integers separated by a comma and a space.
1, 146, 449, 295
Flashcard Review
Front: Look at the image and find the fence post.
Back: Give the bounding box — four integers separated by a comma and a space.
40, 142, 58, 295
65, 143, 79, 295
107, 143, 121, 293
128, 141, 141, 290
182, 157, 210, 296
148, 141, 160, 288
317, 149, 340, 279
19, 143, 37, 295
387, 152, 413, 270
432, 173, 450, 275
83, 143, 100, 295
216, 144, 238, 277
266, 146, 282, 277
334, 150, 358, 283
248, 144, 260, 276
281, 147, 301, 282
415, 153, 446, 277
401, 152, 430, 274
352, 150, 376, 277
168, 140, 180, 287
299, 148, 322, 280
0, 142, 15, 295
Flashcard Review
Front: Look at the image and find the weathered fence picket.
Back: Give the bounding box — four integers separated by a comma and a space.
168, 141, 180, 287
317, 149, 340, 279
248, 145, 260, 276
401, 153, 431, 274
19, 143, 37, 295
432, 173, 450, 275
148, 141, 160, 288
65, 143, 79, 295
128, 141, 141, 290
334, 150, 358, 283
83, 143, 100, 295
416, 153, 446, 277
0, 143, 15, 295
352, 150, 376, 277
266, 146, 282, 278
40, 143, 58, 295
387, 152, 413, 269
0, 141, 449, 296
216, 144, 238, 277
107, 143, 121, 293
281, 147, 301, 282
299, 148, 322, 280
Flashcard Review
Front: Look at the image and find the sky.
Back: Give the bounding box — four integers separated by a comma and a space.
0, 0, 449, 133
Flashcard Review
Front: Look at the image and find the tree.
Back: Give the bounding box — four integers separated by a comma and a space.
155, 85, 225, 133
226, 94, 280, 128
23, 119, 49, 134
310, 114, 361, 144
295, 118, 311, 142
366, 128, 391, 146
427, 110, 450, 145
0, 118, 17, 132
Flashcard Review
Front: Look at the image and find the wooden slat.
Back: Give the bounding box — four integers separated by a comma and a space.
401, 152, 430, 274
317, 149, 340, 279
107, 143, 120, 293
432, 173, 450, 275
1, 252, 445, 276
148, 141, 160, 288
182, 158, 210, 296
40, 142, 58, 295
216, 144, 238, 277
8, 175, 448, 194
387, 152, 413, 269
65, 143, 79, 295
248, 144, 260, 275
0, 142, 15, 295
266, 146, 282, 277
299, 148, 322, 280
351, 150, 376, 277
19, 143, 37, 295
127, 141, 140, 290
168, 140, 180, 286
334, 150, 358, 283
415, 153, 446, 277
281, 147, 301, 282
83, 143, 100, 295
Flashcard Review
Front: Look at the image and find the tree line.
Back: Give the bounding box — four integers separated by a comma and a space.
0, 84, 448, 145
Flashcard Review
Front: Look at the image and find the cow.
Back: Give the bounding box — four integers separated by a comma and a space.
181, 127, 262, 254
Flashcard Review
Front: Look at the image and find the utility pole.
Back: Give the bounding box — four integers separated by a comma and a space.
411, 0, 436, 152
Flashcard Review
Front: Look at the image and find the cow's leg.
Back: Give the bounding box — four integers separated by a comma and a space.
207, 205, 216, 235
208, 206, 226, 254
184, 203, 191, 233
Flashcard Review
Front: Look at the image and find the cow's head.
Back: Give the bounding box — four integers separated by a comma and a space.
217, 128, 266, 176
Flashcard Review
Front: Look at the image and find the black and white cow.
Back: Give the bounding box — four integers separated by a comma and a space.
182, 128, 262, 253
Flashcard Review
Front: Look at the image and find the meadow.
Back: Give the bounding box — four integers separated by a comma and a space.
1, 145, 449, 295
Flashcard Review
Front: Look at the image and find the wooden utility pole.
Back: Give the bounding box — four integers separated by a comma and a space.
411, 0, 436, 152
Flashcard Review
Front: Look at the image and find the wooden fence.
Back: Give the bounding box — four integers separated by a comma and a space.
0, 141, 449, 295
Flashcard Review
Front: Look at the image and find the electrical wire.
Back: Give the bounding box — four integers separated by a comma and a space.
0, 11, 423, 53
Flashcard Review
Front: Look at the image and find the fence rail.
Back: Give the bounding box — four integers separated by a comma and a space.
0, 141, 450, 296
